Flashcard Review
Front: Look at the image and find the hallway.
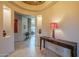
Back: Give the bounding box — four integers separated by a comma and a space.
8, 36, 60, 57
0, 1, 79, 57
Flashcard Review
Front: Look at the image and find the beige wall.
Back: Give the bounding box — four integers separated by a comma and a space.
39, 2, 79, 56
0, 2, 3, 37
0, 2, 3, 56
0, 4, 14, 56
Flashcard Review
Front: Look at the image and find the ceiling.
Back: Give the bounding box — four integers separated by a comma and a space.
9, 1, 57, 12
22, 1, 45, 5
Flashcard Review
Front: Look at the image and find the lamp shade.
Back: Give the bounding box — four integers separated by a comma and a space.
50, 23, 59, 29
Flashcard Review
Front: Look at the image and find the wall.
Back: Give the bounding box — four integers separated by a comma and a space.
22, 16, 28, 40
39, 2, 79, 57
0, 2, 4, 56
0, 5, 14, 56
0, 2, 3, 36
36, 15, 42, 47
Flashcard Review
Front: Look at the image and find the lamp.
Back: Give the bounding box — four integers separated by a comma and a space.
50, 23, 59, 39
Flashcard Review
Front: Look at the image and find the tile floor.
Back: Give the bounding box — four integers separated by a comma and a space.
8, 36, 60, 57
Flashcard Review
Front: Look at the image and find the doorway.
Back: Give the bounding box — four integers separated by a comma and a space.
14, 12, 36, 48
28, 16, 36, 48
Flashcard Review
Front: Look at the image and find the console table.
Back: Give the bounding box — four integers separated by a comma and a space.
40, 36, 77, 57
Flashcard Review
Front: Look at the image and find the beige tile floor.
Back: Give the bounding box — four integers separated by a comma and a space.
8, 36, 60, 57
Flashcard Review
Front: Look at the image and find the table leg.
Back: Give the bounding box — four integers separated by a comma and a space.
43, 39, 45, 48
71, 48, 77, 57
40, 38, 42, 50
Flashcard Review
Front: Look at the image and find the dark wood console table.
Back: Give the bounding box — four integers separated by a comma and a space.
40, 36, 77, 57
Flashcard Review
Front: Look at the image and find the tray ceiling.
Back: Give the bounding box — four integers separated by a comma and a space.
22, 1, 45, 5
9, 1, 57, 12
